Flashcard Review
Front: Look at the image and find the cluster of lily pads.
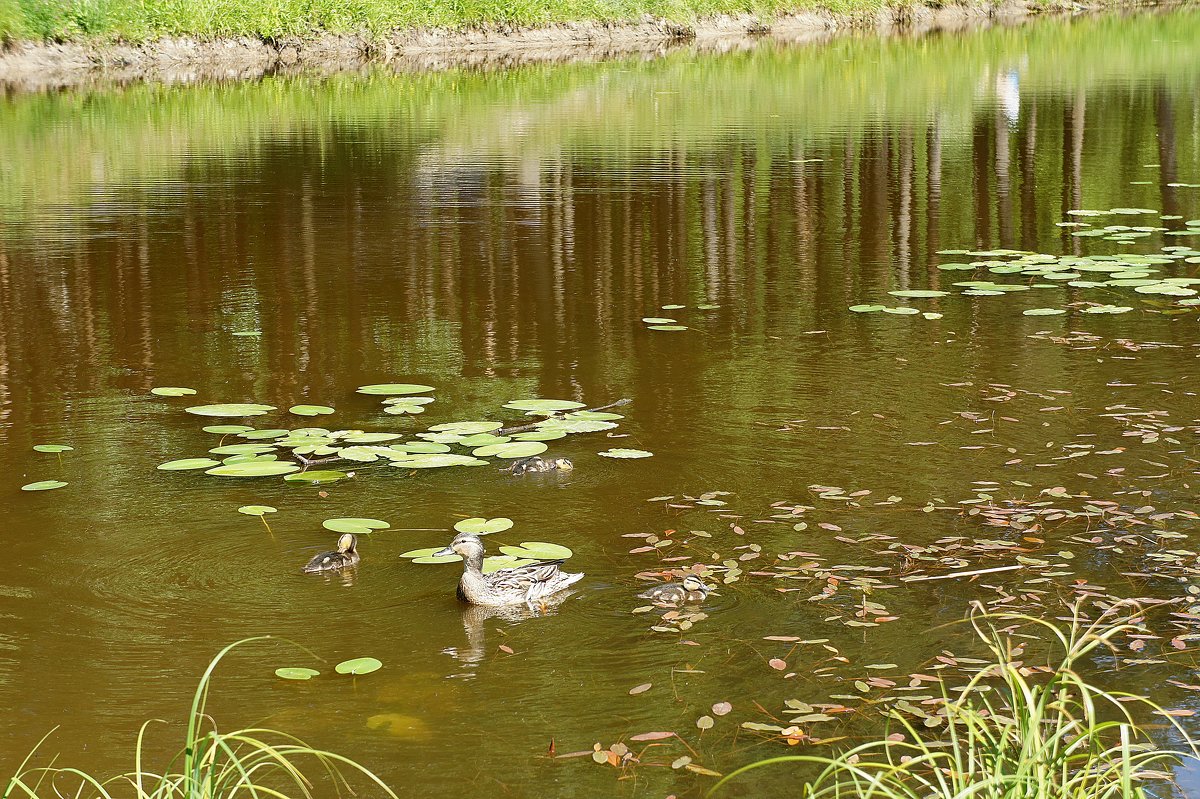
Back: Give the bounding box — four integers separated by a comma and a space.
275, 656, 382, 681
399, 516, 575, 574
849, 210, 1200, 318
640, 302, 719, 332
150, 384, 647, 481
20, 443, 74, 491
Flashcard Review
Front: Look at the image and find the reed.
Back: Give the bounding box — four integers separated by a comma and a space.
713, 604, 1197, 799
3, 637, 397, 799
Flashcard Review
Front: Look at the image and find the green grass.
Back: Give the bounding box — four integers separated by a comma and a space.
0, 0, 915, 44
713, 604, 1198, 799
3, 637, 398, 799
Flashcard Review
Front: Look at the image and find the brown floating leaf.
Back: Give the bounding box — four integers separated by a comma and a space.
712, 701, 733, 716
628, 731, 675, 741
769, 658, 788, 671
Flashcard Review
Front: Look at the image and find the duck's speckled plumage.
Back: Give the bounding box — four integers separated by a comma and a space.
303, 533, 359, 573
504, 456, 574, 476
638, 575, 712, 605
435, 533, 582, 607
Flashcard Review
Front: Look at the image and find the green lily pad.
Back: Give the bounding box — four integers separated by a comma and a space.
400, 442, 452, 454
335, 657, 382, 676
289, 405, 335, 417
385, 404, 427, 415
33, 444, 73, 453
661, 304, 686, 310
922, 312, 943, 320
232, 330, 262, 337
158, 458, 222, 471
499, 541, 574, 560
384, 396, 436, 406
1082, 305, 1134, 314
881, 307, 920, 315
186, 403, 276, 418
429, 421, 504, 435
205, 462, 300, 477
210, 443, 276, 456
238, 505, 277, 516
642, 317, 676, 324
284, 470, 349, 484
503, 399, 586, 413
566, 411, 624, 421
510, 430, 567, 442
1022, 308, 1066, 316
458, 433, 511, 447
537, 419, 618, 434
357, 384, 435, 396
323, 518, 390, 534
647, 325, 688, 331
21, 480, 67, 491
203, 425, 254, 435
390, 454, 489, 469
453, 517, 514, 535
342, 433, 403, 444
150, 387, 197, 397
888, 290, 949, 298
849, 304, 886, 313
400, 547, 459, 562
598, 448, 653, 459
275, 667, 319, 681
697, 304, 720, 310
472, 441, 548, 459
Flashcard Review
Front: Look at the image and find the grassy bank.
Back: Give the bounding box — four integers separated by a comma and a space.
0, 0, 1017, 45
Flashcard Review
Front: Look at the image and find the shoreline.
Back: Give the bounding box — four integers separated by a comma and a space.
0, 0, 1166, 88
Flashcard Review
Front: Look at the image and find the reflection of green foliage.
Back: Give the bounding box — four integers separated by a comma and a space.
2, 9, 1199, 223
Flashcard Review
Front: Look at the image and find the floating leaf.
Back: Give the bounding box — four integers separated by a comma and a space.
210, 443, 275, 455
203, 425, 254, 435
357, 384, 435, 396
629, 683, 652, 695
1022, 308, 1066, 316
323, 518, 390, 534
598, 448, 653, 459
335, 657, 382, 676
32, 444, 73, 453
289, 404, 335, 417
232, 330, 262, 337
284, 470, 349, 484
238, 505, 277, 516
275, 667, 319, 681
342, 432, 403, 444
21, 480, 67, 491
241, 429, 290, 440
400, 442, 452, 454
642, 317, 676, 324
389, 454, 488, 468
205, 462, 300, 477
849, 304, 887, 313
888, 290, 949, 298
186, 403, 276, 417
661, 304, 686, 310
429, 421, 504, 435
472, 441, 548, 459
648, 325, 689, 331
499, 541, 573, 560
881, 307, 920, 315
150, 387, 196, 397
158, 458, 221, 471
454, 517, 514, 535
510, 430, 567, 442
400, 548, 460, 563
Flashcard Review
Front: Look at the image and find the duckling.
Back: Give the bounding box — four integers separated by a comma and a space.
505, 456, 574, 476
302, 533, 360, 573
433, 532, 583, 608
638, 575, 712, 605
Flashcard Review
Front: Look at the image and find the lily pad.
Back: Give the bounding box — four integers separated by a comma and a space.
342, 433, 403, 444
598, 448, 653, 459
284, 470, 349, 484
210, 443, 275, 456
203, 425, 254, 435
158, 458, 222, 471
401, 442, 452, 454
240, 429, 290, 440
849, 304, 887, 313
33, 444, 73, 453
453, 517, 514, 535
503, 399, 586, 413
323, 518, 390, 534
289, 405, 335, 417
186, 403, 276, 418
275, 667, 319, 681
472, 441, 548, 459
21, 480, 67, 491
1022, 308, 1066, 316
537, 419, 618, 434
150, 387, 197, 397
888, 290, 949, 298
205, 462, 300, 478
335, 657, 382, 676
642, 317, 676, 324
499, 541, 574, 560
647, 325, 688, 331
238, 505, 277, 516
510, 430, 567, 442
881, 307, 920, 315
357, 384, 435, 396
390, 454, 489, 469
428, 421, 504, 435
400, 547, 460, 563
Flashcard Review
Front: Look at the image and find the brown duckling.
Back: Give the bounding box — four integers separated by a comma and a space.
505, 456, 574, 476
302, 533, 359, 573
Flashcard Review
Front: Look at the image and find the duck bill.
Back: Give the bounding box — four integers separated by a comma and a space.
432, 547, 456, 558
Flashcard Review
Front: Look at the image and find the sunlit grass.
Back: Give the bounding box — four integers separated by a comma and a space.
3, 637, 398, 799
714, 603, 1198, 799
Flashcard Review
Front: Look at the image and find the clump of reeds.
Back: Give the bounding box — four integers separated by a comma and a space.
3, 637, 396, 799
714, 603, 1197, 799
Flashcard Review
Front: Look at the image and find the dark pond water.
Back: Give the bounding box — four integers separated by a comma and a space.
3, 8, 1200, 796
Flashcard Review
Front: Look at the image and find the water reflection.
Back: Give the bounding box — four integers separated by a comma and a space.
0, 8, 1199, 798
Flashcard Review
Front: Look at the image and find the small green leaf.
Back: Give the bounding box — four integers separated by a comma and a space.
284, 470, 349, 484
598, 448, 653, 459
33, 444, 73, 453
205, 462, 300, 477
335, 657, 382, 675
21, 480, 67, 491
289, 404, 335, 417
357, 384, 435, 396
453, 517, 514, 535
158, 458, 222, 471
238, 505, 277, 516
186, 403, 276, 417
323, 518, 390, 534
150, 387, 197, 397
503, 399, 586, 413
275, 667, 320, 681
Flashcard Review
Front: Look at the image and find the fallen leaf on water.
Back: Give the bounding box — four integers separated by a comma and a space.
629, 683, 652, 695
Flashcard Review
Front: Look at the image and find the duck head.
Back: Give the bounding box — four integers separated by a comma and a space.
434, 532, 486, 564
553, 458, 574, 471
682, 575, 710, 595
337, 533, 358, 554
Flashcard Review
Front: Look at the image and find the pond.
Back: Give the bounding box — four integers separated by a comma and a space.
3, 7, 1200, 796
